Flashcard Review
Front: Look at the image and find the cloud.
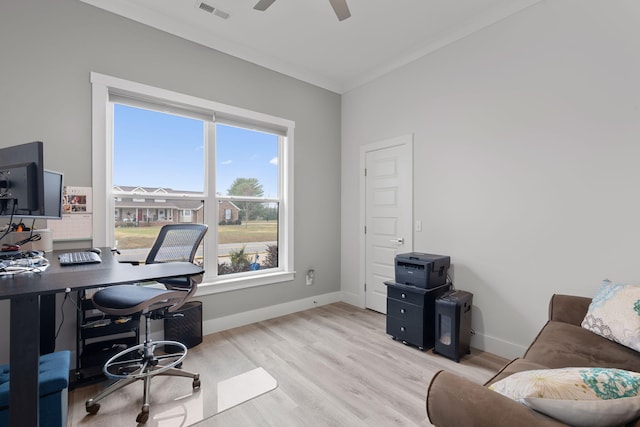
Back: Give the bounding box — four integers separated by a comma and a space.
220, 160, 232, 165
269, 157, 278, 165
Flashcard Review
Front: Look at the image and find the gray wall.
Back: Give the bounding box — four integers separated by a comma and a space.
0, 0, 341, 363
342, 0, 640, 358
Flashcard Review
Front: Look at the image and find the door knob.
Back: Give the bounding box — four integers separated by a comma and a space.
390, 238, 404, 245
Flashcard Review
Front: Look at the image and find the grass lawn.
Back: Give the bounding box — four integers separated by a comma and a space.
115, 221, 277, 249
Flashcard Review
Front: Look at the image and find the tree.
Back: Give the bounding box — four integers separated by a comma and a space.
227, 178, 264, 226
228, 177, 264, 197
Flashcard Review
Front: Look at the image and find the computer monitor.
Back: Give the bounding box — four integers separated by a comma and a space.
38, 170, 64, 220
0, 141, 45, 217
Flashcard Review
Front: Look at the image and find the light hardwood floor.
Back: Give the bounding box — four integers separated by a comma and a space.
68, 302, 508, 426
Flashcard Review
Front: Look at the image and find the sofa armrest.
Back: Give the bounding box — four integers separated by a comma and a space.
548, 294, 591, 326
426, 370, 567, 427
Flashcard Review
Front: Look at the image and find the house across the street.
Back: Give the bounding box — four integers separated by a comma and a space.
113, 186, 228, 226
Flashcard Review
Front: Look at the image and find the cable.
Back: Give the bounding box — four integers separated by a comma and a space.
68, 292, 81, 312
0, 200, 18, 242
0, 172, 10, 214
55, 293, 68, 339
14, 232, 41, 246
0, 207, 39, 244
0, 256, 49, 276
0, 265, 46, 276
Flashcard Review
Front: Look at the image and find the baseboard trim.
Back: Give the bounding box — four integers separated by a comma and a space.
340, 290, 363, 308
472, 332, 527, 360
202, 292, 342, 336
202, 292, 525, 360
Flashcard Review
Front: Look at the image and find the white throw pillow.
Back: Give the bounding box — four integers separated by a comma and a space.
489, 367, 640, 427
581, 279, 640, 352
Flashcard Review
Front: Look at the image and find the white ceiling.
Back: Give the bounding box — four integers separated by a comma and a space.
79, 0, 540, 94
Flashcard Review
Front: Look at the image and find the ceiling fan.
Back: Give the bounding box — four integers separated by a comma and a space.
253, 0, 351, 22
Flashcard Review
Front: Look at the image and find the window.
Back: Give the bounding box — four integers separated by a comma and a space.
215, 124, 280, 275
181, 209, 193, 221
91, 72, 295, 291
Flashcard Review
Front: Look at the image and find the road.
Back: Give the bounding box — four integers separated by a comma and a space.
116, 241, 276, 262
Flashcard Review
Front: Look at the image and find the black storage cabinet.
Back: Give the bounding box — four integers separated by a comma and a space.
164, 301, 203, 353
434, 290, 473, 362
385, 282, 451, 351
74, 290, 140, 387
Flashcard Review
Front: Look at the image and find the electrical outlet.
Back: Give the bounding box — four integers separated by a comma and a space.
306, 269, 315, 285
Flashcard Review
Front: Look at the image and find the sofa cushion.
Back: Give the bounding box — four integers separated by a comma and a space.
581, 280, 640, 352
489, 367, 640, 427
524, 320, 640, 372
484, 358, 549, 387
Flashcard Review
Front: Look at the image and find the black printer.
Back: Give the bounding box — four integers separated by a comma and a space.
395, 252, 450, 289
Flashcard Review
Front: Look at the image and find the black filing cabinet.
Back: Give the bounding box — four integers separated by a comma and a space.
385, 282, 451, 350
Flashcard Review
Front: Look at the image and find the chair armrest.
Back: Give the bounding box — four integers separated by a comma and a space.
426, 370, 567, 427
548, 294, 591, 325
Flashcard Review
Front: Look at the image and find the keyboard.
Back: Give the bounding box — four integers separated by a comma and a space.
58, 251, 102, 266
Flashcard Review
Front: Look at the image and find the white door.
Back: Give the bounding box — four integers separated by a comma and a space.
364, 136, 413, 313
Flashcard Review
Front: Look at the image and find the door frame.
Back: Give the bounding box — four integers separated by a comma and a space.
359, 134, 413, 309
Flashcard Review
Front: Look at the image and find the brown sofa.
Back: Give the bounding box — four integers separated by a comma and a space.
426, 294, 640, 426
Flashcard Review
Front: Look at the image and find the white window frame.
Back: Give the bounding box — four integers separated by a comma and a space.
90, 72, 295, 294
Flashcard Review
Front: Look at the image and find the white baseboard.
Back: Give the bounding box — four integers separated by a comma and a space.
202, 291, 342, 336
66, 294, 523, 369
201, 293, 526, 360
69, 293, 341, 369
471, 332, 527, 360
340, 290, 363, 308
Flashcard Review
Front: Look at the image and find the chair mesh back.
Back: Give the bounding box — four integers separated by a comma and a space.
145, 224, 208, 265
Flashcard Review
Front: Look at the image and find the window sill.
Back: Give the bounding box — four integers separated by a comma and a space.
195, 271, 295, 295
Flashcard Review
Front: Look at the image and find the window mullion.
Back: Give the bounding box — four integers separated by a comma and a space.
203, 121, 218, 282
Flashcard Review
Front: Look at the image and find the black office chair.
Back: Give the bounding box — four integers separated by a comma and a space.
85, 223, 208, 423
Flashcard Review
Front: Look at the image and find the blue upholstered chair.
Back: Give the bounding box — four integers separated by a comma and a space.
0, 350, 71, 427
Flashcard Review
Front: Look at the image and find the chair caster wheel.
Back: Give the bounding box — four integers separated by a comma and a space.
136, 407, 150, 423
193, 378, 201, 389
86, 402, 100, 415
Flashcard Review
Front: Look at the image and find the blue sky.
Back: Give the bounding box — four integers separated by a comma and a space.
113, 104, 279, 197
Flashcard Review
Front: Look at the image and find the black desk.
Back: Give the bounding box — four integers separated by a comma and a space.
0, 248, 204, 427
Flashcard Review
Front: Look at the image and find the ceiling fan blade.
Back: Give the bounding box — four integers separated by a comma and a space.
254, 0, 276, 11
328, 0, 351, 21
